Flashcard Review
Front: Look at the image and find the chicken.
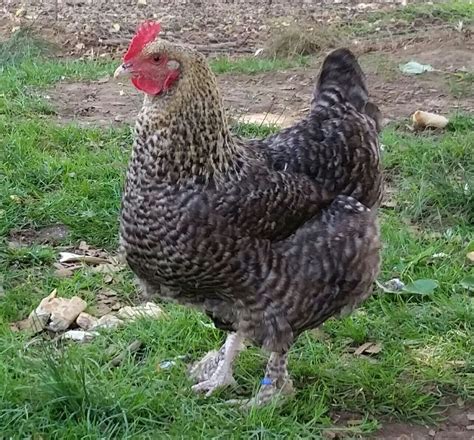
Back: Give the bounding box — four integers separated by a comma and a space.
114, 21, 382, 406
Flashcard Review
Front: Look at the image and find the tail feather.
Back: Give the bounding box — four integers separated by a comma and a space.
311, 48, 368, 112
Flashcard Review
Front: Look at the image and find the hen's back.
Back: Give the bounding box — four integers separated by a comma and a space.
250, 48, 383, 209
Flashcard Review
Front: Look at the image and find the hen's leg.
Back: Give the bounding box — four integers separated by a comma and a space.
243, 351, 294, 407
191, 332, 244, 396
188, 344, 226, 384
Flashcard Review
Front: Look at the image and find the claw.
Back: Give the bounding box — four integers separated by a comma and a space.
188, 349, 222, 384
192, 372, 237, 396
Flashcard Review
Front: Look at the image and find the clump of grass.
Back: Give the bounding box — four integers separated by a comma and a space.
382, 116, 474, 228
389, 0, 474, 24
265, 23, 345, 58
210, 55, 308, 75
447, 72, 474, 99
232, 121, 280, 138
0, 28, 56, 66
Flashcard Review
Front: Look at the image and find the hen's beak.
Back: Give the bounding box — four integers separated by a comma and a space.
114, 63, 132, 79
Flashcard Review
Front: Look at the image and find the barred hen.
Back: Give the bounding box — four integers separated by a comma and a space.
115, 22, 382, 406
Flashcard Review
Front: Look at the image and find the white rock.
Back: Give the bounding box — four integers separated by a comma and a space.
30, 290, 87, 332
76, 312, 99, 330
91, 314, 123, 330
117, 302, 163, 321
412, 111, 449, 130
63, 330, 98, 343
28, 290, 57, 333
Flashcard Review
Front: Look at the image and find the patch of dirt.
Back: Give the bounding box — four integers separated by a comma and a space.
3, 0, 452, 57
46, 36, 473, 129
8, 224, 70, 247
372, 404, 474, 440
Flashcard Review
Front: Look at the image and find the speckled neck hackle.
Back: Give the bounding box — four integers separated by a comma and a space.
132, 43, 246, 184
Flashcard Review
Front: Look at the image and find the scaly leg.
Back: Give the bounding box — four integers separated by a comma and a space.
188, 345, 226, 384
191, 332, 244, 396
237, 351, 294, 407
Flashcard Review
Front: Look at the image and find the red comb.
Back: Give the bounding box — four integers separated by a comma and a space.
124, 21, 161, 62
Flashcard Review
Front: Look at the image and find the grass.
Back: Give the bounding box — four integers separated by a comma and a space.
349, 0, 474, 37
0, 32, 473, 438
210, 55, 309, 75
375, 0, 474, 24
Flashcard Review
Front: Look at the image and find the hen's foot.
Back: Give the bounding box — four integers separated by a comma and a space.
191, 366, 237, 396
229, 351, 294, 408
190, 332, 244, 395
188, 348, 224, 384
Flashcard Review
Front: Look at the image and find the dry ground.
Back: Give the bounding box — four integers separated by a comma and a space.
45, 35, 473, 129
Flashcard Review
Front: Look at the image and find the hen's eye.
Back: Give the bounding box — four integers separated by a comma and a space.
153, 55, 161, 63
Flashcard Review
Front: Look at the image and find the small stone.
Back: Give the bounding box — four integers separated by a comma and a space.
467, 425, 474, 431
47, 296, 87, 332
384, 278, 405, 291
466, 252, 474, 264
63, 330, 98, 343
96, 303, 112, 316
101, 288, 118, 297
117, 302, 163, 321
91, 314, 123, 330
428, 429, 436, 437
468, 413, 474, 421
76, 312, 99, 330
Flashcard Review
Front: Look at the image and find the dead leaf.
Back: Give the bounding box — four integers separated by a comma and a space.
15, 7, 26, 17
54, 267, 74, 278
381, 199, 397, 208
10, 318, 34, 332
96, 303, 112, 316
78, 240, 89, 251
59, 252, 110, 265
104, 274, 113, 284
90, 263, 124, 273
346, 419, 364, 426
354, 342, 383, 356
96, 76, 110, 84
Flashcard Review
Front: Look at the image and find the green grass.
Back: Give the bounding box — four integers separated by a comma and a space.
0, 33, 473, 438
346, 0, 473, 38
210, 55, 309, 75
381, 0, 474, 24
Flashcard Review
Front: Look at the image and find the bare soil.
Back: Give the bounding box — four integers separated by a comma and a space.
371, 404, 474, 440
46, 35, 473, 128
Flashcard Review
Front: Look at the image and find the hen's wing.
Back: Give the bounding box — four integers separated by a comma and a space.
248, 48, 383, 209
208, 162, 336, 241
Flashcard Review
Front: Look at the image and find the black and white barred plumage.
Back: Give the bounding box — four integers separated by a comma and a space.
118, 42, 383, 404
